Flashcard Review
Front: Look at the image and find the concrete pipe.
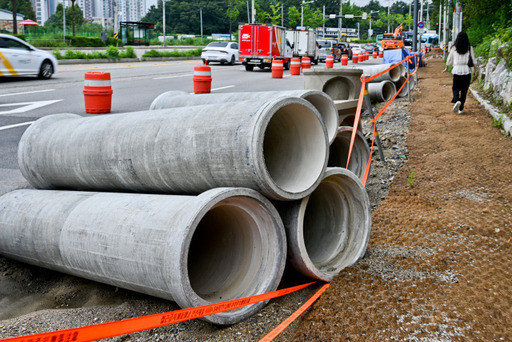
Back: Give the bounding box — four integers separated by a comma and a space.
273, 167, 371, 281
303, 68, 363, 102
18, 98, 328, 201
150, 90, 339, 145
397, 63, 406, 77
327, 126, 370, 180
351, 63, 401, 82
395, 76, 409, 98
338, 113, 363, 132
0, 188, 286, 325
367, 80, 396, 103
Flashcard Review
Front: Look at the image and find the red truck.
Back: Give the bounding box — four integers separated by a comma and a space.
238, 23, 293, 71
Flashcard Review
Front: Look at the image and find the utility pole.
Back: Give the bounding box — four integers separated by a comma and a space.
387, 0, 390, 33
281, 5, 283, 27
200, 7, 203, 43
12, 0, 18, 34
162, 0, 166, 46
412, 0, 418, 52
63, 0, 66, 42
251, 0, 255, 23
339, 0, 343, 41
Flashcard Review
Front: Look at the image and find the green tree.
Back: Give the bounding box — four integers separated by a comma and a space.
0, 0, 36, 33
227, 0, 244, 34
45, 3, 84, 34
288, 6, 300, 28
268, 3, 281, 25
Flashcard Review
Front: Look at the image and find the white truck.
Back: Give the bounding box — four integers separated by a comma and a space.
286, 29, 319, 64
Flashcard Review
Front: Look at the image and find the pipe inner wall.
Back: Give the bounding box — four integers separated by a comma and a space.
18, 98, 328, 201
0, 188, 287, 325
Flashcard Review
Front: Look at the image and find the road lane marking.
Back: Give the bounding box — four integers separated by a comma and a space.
0, 121, 34, 131
0, 89, 55, 97
0, 100, 63, 115
154, 73, 193, 80
211, 85, 235, 91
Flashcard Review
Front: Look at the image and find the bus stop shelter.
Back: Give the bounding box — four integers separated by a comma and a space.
120, 21, 155, 46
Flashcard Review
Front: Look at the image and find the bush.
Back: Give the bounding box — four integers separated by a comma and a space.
106, 45, 120, 58
119, 46, 137, 58
68, 36, 105, 47
141, 47, 202, 58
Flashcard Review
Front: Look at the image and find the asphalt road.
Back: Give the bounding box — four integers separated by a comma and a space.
0, 60, 304, 195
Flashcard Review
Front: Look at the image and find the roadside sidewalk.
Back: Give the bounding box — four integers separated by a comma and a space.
288, 58, 512, 340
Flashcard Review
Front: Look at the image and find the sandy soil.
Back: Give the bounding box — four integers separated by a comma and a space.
0, 58, 510, 341
287, 58, 512, 341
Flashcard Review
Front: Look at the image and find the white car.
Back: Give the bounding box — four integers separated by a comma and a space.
201, 41, 239, 65
351, 44, 363, 56
0, 33, 58, 79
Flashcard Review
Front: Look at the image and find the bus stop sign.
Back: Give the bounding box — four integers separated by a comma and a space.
418, 22, 424, 29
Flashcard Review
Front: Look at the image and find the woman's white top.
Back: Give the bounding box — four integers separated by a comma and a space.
446, 46, 476, 75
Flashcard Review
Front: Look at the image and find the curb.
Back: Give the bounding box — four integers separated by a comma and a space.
470, 87, 512, 136
58, 56, 201, 65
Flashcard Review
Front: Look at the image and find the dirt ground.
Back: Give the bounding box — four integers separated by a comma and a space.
0, 58, 511, 341
285, 58, 512, 341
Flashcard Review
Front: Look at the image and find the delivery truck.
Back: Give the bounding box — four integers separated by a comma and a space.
286, 29, 319, 64
239, 23, 293, 71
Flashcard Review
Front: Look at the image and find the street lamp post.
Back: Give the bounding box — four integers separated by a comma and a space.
63, 0, 66, 42
162, 0, 167, 46
301, 0, 313, 27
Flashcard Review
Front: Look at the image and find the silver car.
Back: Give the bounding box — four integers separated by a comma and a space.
0, 33, 58, 79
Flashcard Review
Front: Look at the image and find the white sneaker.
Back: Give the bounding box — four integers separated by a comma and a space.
453, 101, 461, 112
458, 110, 464, 114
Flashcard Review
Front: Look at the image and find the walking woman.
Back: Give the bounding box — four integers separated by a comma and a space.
443, 31, 477, 114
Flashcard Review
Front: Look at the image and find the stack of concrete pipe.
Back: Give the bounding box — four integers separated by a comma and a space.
0, 91, 372, 325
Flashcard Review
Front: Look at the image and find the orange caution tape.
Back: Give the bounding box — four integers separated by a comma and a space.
0, 282, 316, 342
259, 283, 330, 342
347, 53, 421, 187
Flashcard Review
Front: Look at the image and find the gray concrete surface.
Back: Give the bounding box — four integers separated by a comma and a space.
328, 126, 371, 180
18, 98, 328, 201
273, 167, 371, 281
368, 80, 397, 103
149, 90, 339, 144
0, 187, 286, 325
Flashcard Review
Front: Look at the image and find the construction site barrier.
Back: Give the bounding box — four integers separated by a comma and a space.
326, 55, 334, 68
193, 64, 212, 94
301, 56, 311, 69
290, 58, 301, 75
83, 71, 113, 114
271, 59, 284, 78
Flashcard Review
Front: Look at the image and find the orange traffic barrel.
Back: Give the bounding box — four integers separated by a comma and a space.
326, 55, 334, 69
290, 58, 301, 75
378, 50, 383, 58
373, 50, 377, 58
341, 55, 348, 66
193, 65, 212, 94
301, 57, 311, 69
271, 59, 284, 78
83, 72, 113, 114
353, 53, 359, 64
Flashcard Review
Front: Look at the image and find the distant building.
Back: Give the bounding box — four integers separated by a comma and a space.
117, 0, 147, 22
0, 9, 24, 33
32, 0, 58, 25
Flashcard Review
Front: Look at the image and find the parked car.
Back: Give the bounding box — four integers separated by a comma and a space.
350, 44, 364, 58
201, 41, 239, 65
364, 43, 378, 53
0, 33, 58, 79
338, 43, 353, 60
317, 40, 342, 62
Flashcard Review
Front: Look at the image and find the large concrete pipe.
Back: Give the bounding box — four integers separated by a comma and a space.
18, 98, 328, 201
395, 76, 409, 98
303, 68, 363, 102
149, 90, 339, 145
367, 80, 397, 103
351, 63, 401, 82
327, 126, 370, 180
273, 168, 371, 281
0, 188, 286, 325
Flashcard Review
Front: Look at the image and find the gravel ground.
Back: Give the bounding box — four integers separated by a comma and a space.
4, 57, 508, 342
0, 85, 410, 341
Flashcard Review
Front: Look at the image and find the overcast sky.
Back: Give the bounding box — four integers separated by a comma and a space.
145, 0, 413, 11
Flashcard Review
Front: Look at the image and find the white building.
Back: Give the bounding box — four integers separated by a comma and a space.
32, 0, 58, 25
0, 9, 24, 32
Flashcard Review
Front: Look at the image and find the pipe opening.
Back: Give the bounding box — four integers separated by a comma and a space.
188, 201, 262, 302
382, 81, 397, 102
322, 77, 354, 100
303, 94, 338, 143
263, 103, 326, 194
303, 180, 349, 269
327, 128, 369, 179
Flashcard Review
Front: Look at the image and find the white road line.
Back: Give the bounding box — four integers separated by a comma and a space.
188, 85, 235, 95
154, 73, 193, 80
211, 85, 235, 91
0, 121, 34, 131
0, 99, 63, 115
0, 89, 55, 97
